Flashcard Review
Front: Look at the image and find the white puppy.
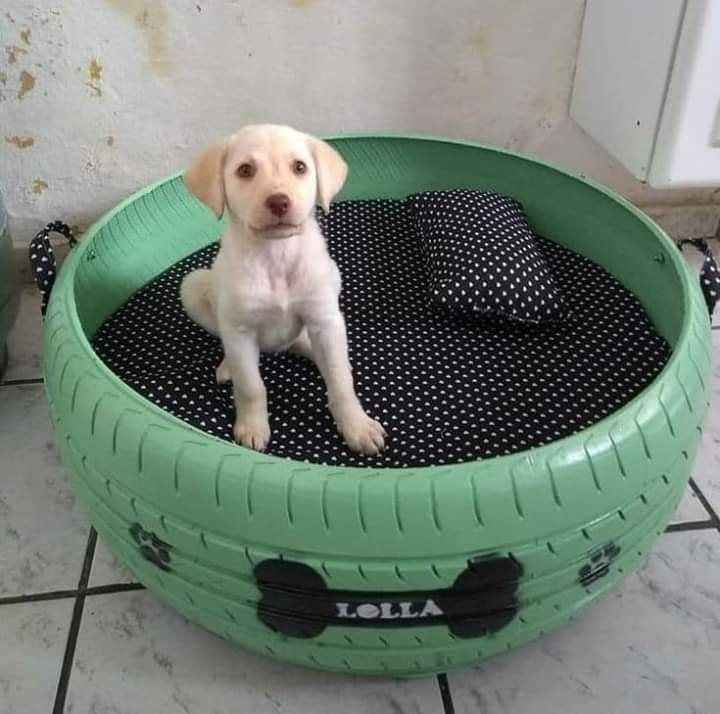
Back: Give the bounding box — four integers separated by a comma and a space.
180, 124, 386, 455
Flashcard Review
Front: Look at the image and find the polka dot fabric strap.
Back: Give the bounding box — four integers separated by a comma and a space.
28, 221, 77, 317
678, 238, 719, 317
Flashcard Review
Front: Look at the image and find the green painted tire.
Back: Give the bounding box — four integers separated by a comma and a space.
43, 136, 712, 676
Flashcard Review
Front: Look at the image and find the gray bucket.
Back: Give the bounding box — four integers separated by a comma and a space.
0, 192, 20, 377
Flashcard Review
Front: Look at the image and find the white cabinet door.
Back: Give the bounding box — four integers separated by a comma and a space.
571, 0, 720, 188
650, 0, 720, 186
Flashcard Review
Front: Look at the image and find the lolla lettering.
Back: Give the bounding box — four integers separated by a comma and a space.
335, 600, 444, 620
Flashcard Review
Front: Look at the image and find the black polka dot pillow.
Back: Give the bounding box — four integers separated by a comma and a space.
407, 189, 565, 324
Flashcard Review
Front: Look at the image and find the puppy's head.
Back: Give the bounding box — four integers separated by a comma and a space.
184, 124, 347, 239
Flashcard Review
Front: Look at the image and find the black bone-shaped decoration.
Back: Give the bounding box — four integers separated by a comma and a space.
253, 555, 522, 639
129, 522, 173, 572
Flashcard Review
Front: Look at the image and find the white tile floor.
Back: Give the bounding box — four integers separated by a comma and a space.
1, 280, 719, 714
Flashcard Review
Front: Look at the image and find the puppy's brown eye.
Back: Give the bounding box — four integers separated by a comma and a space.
237, 163, 255, 179
293, 160, 307, 175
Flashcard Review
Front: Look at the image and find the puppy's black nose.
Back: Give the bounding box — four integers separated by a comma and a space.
266, 193, 290, 217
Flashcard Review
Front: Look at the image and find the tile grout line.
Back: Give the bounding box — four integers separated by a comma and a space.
0, 588, 78, 607
0, 581, 146, 608
52, 527, 97, 714
85, 582, 146, 597
689, 478, 720, 527
0, 377, 44, 387
665, 520, 719, 533
436, 673, 455, 714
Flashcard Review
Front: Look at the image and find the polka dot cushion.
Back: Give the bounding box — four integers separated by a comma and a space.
407, 189, 565, 324
92, 198, 670, 469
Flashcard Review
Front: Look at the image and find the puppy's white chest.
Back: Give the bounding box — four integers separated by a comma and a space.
234, 269, 303, 350
247, 262, 297, 313
216, 224, 338, 352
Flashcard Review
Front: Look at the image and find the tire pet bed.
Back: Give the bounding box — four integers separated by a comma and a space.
41, 136, 713, 676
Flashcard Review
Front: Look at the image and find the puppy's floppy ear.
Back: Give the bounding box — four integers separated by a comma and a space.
184, 143, 227, 219
309, 138, 348, 213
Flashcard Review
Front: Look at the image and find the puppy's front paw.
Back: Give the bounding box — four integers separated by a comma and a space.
339, 411, 387, 455
233, 413, 271, 452
216, 358, 232, 385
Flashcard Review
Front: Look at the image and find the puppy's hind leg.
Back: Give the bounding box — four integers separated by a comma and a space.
215, 357, 232, 385
180, 269, 229, 382
180, 269, 219, 336
288, 328, 315, 362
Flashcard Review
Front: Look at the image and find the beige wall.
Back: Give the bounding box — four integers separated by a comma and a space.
2, 0, 719, 243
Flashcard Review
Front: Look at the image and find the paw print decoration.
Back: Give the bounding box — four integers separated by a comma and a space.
578, 542, 621, 587
129, 522, 173, 572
